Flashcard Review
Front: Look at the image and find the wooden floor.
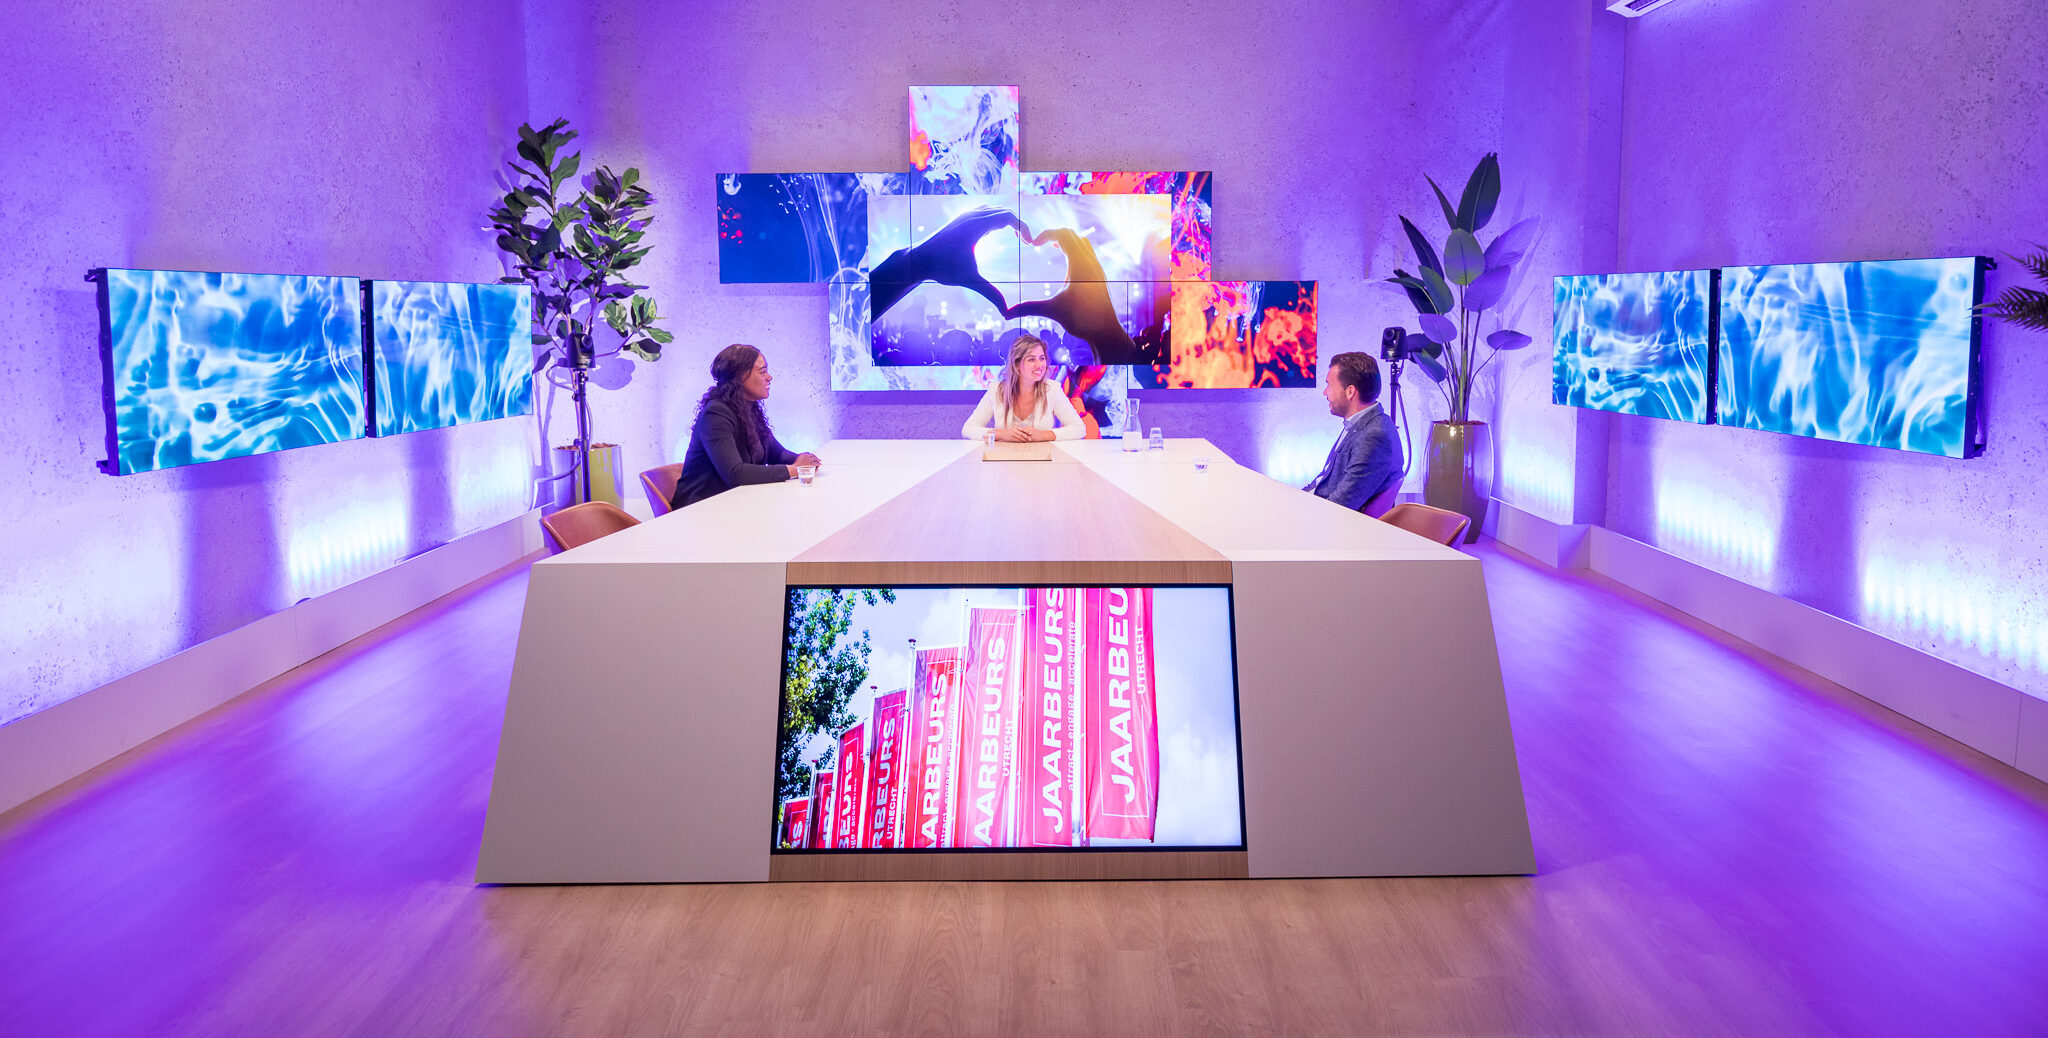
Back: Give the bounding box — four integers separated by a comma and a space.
5, 544, 2048, 1036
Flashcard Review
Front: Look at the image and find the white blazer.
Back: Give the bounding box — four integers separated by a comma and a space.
960, 382, 1088, 441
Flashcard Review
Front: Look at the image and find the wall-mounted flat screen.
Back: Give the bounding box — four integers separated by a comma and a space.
369, 280, 534, 436
97, 268, 365, 475
1717, 257, 1986, 458
774, 585, 1245, 852
1146, 279, 1318, 389
717, 172, 896, 284
1552, 270, 1715, 423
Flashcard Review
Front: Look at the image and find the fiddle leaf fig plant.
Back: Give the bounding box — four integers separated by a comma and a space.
487, 119, 672, 502
1386, 152, 1537, 423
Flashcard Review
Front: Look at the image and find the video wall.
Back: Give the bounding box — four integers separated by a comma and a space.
774, 586, 1245, 852
1552, 256, 1987, 459
718, 86, 1318, 399
96, 268, 534, 475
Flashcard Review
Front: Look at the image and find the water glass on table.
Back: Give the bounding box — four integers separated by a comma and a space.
1148, 427, 1164, 451
797, 464, 817, 486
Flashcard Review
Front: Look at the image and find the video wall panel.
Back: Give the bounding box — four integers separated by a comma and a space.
1717, 257, 1984, 458
369, 280, 533, 436
97, 268, 365, 475
1552, 270, 1715, 423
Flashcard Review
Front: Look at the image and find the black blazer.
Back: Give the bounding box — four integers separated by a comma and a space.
671, 397, 799, 509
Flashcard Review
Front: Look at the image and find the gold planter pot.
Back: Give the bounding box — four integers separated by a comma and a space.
1423, 421, 1492, 544
551, 442, 624, 509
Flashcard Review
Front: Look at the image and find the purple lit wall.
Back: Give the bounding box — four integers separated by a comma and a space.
520, 0, 1521, 495
1602, 0, 2048, 694
16, 0, 2036, 739
1, 1, 536, 726
1489, 0, 1624, 527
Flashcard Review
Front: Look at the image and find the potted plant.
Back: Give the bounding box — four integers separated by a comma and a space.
1385, 153, 1536, 542
488, 119, 672, 506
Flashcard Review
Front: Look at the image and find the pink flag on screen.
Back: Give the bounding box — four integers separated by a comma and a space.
954, 606, 1024, 848
810, 770, 836, 850
1083, 587, 1159, 841
781, 799, 810, 849
834, 723, 867, 849
903, 646, 963, 848
1022, 588, 1086, 847
864, 690, 910, 848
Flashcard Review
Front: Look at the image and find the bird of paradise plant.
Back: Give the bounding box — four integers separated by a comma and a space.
1385, 153, 1537, 422
1384, 153, 1538, 541
1979, 244, 2048, 331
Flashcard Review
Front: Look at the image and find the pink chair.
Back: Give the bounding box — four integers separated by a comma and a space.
1379, 502, 1472, 547
640, 463, 685, 517
540, 501, 641, 552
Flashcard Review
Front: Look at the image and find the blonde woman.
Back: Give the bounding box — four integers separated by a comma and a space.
960, 334, 1087, 442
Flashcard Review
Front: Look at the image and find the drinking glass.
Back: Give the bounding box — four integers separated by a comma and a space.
797, 465, 817, 485
1148, 427, 1164, 451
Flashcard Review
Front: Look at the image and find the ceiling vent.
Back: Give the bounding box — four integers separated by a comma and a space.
1607, 0, 1679, 15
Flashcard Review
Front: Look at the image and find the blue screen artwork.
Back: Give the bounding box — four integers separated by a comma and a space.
369, 280, 534, 436
98, 269, 365, 475
1552, 270, 1715, 423
718, 173, 906, 284
1717, 257, 1984, 458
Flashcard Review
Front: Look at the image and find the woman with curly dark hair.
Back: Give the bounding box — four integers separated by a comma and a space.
670, 344, 819, 510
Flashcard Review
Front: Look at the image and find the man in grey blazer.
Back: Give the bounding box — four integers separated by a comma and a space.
1304, 352, 1402, 513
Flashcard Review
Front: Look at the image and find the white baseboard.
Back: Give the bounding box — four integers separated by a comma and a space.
0, 510, 544, 815
1487, 498, 2046, 784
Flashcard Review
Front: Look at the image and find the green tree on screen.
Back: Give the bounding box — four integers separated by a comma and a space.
779, 588, 896, 803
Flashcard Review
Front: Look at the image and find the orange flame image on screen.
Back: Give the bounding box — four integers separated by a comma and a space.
1161, 282, 1317, 389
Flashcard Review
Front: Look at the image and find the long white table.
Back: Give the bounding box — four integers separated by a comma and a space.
478, 439, 1533, 882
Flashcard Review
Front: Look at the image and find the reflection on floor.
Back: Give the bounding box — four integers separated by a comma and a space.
3, 543, 2046, 1035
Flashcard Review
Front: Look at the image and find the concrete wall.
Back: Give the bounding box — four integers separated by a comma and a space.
1604, 0, 2048, 698
1486, 0, 1627, 527
17, 0, 2039, 741
522, 0, 1517, 494
0, 0, 537, 727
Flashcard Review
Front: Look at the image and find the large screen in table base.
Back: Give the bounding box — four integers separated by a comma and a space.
773, 586, 1245, 852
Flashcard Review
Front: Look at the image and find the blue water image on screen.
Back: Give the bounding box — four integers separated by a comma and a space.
370, 280, 534, 436
717, 172, 908, 284
100, 269, 365, 475
1552, 270, 1714, 423
1717, 257, 1981, 458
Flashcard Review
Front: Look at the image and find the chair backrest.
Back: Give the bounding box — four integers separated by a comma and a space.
1379, 502, 1471, 547
1359, 480, 1401, 519
640, 463, 685, 517
540, 501, 641, 552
